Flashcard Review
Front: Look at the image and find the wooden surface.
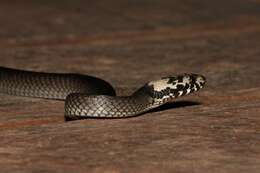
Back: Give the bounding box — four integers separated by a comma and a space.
1, 0, 260, 172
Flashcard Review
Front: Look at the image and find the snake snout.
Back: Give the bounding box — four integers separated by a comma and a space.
192, 74, 206, 88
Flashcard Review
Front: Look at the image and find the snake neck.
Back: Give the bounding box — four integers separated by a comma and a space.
131, 84, 157, 110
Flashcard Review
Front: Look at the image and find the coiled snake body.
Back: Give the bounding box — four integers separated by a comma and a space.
0, 67, 206, 120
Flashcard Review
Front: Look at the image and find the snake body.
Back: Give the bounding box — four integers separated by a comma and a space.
0, 66, 206, 120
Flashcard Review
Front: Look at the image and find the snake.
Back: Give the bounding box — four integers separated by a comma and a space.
0, 66, 206, 120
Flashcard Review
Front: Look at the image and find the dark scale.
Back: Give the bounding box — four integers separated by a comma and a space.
170, 88, 179, 97
164, 88, 170, 95
155, 87, 174, 99
190, 75, 197, 84
166, 77, 177, 85
190, 83, 195, 90
158, 92, 164, 99
152, 90, 164, 99
184, 83, 190, 90
166, 87, 171, 93
176, 84, 185, 91
194, 83, 200, 90
181, 88, 187, 96
177, 76, 183, 82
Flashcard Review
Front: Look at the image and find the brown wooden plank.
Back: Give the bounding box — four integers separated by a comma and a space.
0, 0, 260, 172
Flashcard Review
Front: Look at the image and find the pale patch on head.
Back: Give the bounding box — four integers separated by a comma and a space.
148, 75, 192, 93
148, 78, 177, 92
178, 76, 192, 87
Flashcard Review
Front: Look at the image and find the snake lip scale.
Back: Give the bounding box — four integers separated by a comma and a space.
0, 66, 206, 120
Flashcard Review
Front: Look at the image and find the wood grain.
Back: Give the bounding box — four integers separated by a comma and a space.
0, 0, 260, 172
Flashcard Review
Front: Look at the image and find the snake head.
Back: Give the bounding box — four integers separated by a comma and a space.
146, 73, 206, 104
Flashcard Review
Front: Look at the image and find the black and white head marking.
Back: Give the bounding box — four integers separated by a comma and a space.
148, 74, 206, 104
